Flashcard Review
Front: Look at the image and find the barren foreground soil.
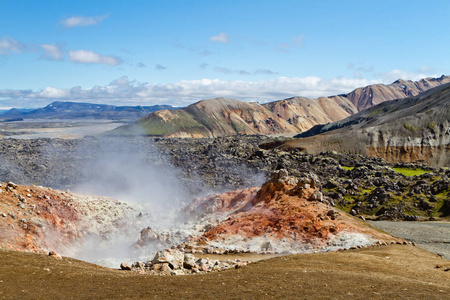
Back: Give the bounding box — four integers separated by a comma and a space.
1, 245, 449, 299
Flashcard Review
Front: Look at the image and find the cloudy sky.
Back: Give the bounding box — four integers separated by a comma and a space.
1, 0, 449, 109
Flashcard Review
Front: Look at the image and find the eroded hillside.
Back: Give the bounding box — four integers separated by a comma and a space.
290, 82, 450, 166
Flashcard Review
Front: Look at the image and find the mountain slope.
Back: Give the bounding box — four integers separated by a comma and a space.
108, 76, 450, 137
286, 82, 450, 166
262, 96, 356, 132
109, 98, 301, 137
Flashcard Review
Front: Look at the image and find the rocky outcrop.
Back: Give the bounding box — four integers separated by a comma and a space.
0, 181, 137, 255
107, 76, 450, 138
366, 145, 450, 166
185, 187, 259, 216
186, 170, 396, 254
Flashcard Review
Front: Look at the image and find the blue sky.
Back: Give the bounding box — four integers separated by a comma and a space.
0, 0, 449, 108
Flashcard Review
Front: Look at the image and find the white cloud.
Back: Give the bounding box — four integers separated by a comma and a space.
0, 76, 377, 107
68, 50, 122, 66
376, 68, 439, 84
418, 65, 432, 73
210, 32, 229, 43
61, 14, 108, 28
41, 43, 63, 61
0, 36, 24, 55
38, 87, 69, 98
0, 70, 441, 108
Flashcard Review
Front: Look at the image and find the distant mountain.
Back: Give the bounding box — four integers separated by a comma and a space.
108, 75, 450, 137
107, 97, 352, 137
1, 108, 34, 114
284, 82, 450, 166
1, 101, 177, 121
331, 75, 450, 111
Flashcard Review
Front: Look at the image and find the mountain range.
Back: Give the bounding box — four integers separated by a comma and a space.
1, 101, 177, 121
108, 75, 450, 137
283, 82, 450, 166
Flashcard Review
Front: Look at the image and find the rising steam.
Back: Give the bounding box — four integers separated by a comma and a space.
74, 137, 189, 223
62, 136, 195, 265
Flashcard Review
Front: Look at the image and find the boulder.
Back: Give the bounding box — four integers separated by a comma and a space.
152, 262, 172, 274
48, 251, 62, 260
7, 181, 17, 189
131, 261, 145, 270
120, 262, 132, 270
183, 254, 196, 269
171, 269, 185, 276
152, 248, 184, 270
308, 190, 323, 202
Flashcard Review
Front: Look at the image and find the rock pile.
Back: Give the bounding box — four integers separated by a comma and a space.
125, 248, 249, 275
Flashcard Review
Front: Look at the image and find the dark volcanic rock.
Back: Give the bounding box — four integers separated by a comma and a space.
0, 135, 448, 220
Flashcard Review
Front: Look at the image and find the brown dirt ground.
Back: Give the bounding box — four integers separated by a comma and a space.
1, 245, 449, 299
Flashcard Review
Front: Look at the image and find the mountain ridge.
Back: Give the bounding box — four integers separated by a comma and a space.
284, 82, 450, 166
108, 75, 450, 137
1, 101, 178, 121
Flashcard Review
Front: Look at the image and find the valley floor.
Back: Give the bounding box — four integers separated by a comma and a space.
0, 244, 449, 299
0, 119, 125, 139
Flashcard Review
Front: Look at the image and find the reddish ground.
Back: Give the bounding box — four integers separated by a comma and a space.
0, 183, 82, 252
191, 171, 397, 249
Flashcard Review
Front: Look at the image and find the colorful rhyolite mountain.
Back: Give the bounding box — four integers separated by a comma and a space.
284, 82, 450, 166
108, 75, 450, 137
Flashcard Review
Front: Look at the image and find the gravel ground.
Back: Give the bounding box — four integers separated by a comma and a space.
1, 244, 450, 299
369, 221, 450, 259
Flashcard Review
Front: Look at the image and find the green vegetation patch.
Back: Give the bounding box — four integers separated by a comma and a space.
340, 166, 354, 171
403, 123, 416, 132
392, 167, 430, 177
106, 110, 211, 136
140, 111, 209, 136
